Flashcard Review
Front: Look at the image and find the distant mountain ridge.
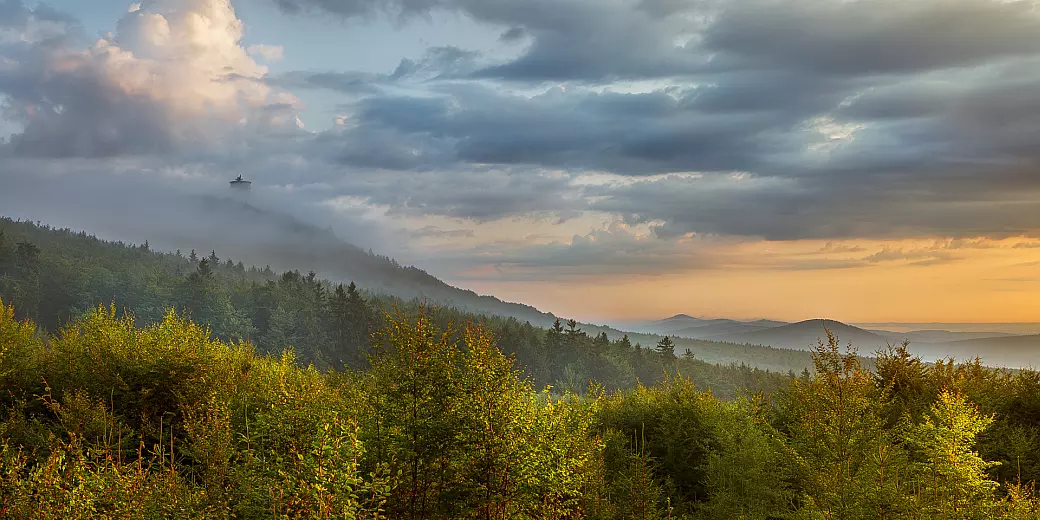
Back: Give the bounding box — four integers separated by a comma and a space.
644, 314, 788, 337
636, 314, 1040, 369
712, 319, 890, 352
928, 335, 1040, 369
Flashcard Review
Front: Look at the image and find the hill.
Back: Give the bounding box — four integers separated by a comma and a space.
928, 335, 1040, 369
183, 196, 559, 325
0, 215, 819, 375
671, 321, 776, 338
6, 195, 558, 326
869, 329, 1017, 344
713, 319, 890, 353
637, 314, 788, 337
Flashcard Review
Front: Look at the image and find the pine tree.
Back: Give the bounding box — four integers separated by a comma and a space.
189, 249, 198, 263
12, 241, 41, 321
196, 258, 212, 279
545, 319, 565, 382
614, 334, 632, 353
565, 319, 583, 343
655, 336, 676, 360
0, 232, 10, 272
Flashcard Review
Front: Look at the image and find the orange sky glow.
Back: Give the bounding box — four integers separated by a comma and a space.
462, 237, 1040, 324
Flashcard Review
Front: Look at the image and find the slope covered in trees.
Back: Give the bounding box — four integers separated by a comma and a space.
0, 216, 797, 394
43, 195, 559, 326
1, 302, 1039, 518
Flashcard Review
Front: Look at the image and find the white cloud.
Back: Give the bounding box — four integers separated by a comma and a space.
248, 44, 285, 62
1, 0, 302, 157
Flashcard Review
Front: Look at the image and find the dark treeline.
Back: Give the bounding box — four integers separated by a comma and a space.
0, 217, 789, 397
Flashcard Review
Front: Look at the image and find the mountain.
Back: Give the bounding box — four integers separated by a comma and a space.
1, 214, 821, 374
927, 335, 1040, 369
148, 196, 560, 326
620, 313, 1039, 369
713, 319, 890, 352
856, 322, 1040, 335
869, 329, 1017, 345
652, 314, 715, 332
748, 319, 789, 328
670, 321, 777, 339
637, 315, 789, 337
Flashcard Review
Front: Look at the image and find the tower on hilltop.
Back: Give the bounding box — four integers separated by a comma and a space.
229, 175, 252, 191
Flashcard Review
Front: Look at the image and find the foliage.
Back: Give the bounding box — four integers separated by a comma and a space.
2, 217, 1040, 518
0, 217, 795, 397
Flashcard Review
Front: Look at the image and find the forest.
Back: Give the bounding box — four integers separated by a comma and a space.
0, 218, 795, 396
1, 218, 1039, 518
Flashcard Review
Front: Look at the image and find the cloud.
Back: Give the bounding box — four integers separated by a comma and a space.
814, 242, 866, 255
329, 166, 582, 221
588, 171, 1040, 241
862, 246, 956, 266
498, 27, 524, 42
247, 43, 284, 62
446, 221, 718, 281
0, 0, 300, 158
701, 0, 1040, 76
325, 84, 800, 175
409, 225, 475, 239
8, 0, 1040, 287
273, 0, 1040, 82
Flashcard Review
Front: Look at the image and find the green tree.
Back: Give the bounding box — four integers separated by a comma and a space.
12, 241, 41, 321
655, 336, 675, 361
784, 331, 910, 519
904, 389, 1001, 518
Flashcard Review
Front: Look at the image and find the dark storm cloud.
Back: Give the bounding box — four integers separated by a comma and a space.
269, 0, 1040, 242
702, 0, 1040, 77
274, 0, 705, 81
274, 0, 1040, 82
271, 45, 480, 96
9, 0, 1040, 259
327, 84, 801, 175
589, 168, 1040, 241
498, 27, 524, 42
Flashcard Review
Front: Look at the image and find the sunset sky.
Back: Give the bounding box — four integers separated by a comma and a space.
3, 0, 1040, 323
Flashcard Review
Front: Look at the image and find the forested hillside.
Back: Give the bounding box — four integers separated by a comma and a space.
25, 194, 561, 326
0, 217, 793, 395
1, 302, 1039, 518
2, 217, 1040, 518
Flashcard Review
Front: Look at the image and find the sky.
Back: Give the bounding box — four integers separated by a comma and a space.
3, 0, 1040, 324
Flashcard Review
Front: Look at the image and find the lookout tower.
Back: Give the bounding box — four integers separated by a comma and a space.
229, 175, 252, 191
